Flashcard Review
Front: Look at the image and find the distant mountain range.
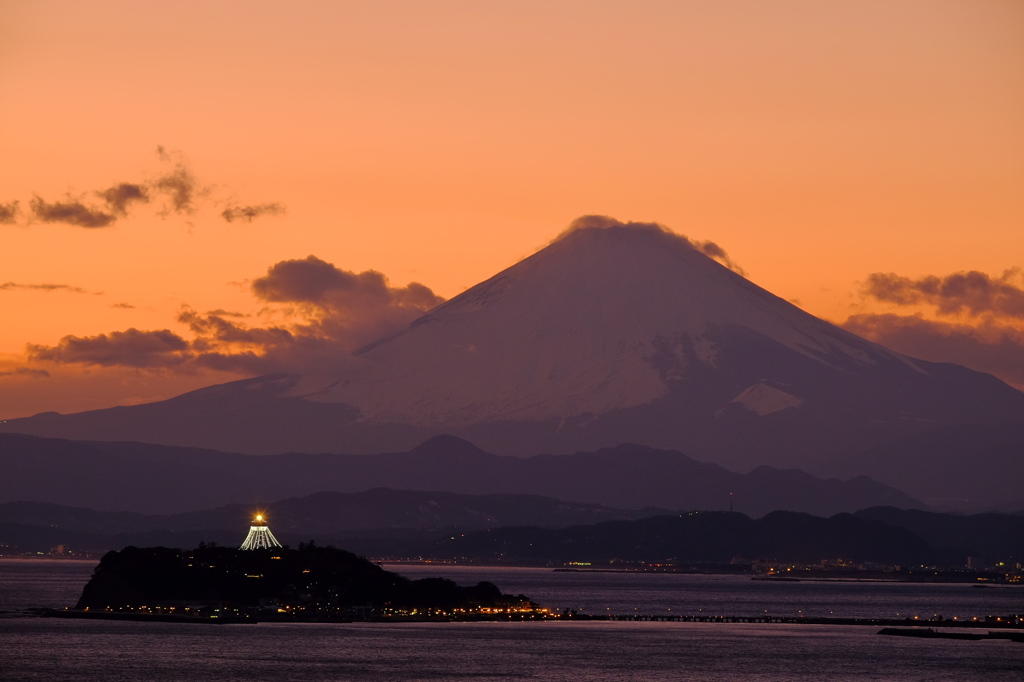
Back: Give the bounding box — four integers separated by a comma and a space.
0, 433, 921, 517
854, 506, 1024, 565
433, 511, 936, 566
3, 224, 1023, 510
0, 488, 666, 557
0, 489, 665, 538
2, 490, 1020, 568
832, 422, 1024, 512
432, 507, 1024, 567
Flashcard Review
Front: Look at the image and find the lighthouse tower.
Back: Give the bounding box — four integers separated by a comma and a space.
239, 513, 282, 550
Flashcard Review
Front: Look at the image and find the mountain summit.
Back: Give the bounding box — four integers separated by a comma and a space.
4, 220, 1023, 503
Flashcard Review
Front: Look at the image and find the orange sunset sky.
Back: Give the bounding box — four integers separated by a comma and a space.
2, 0, 1022, 419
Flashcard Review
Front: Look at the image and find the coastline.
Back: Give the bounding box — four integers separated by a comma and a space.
28, 607, 1024, 632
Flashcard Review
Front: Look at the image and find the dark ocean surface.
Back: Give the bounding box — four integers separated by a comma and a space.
1, 559, 1021, 680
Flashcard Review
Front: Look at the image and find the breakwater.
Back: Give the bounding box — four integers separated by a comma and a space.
580, 613, 1023, 630
37, 606, 1023, 630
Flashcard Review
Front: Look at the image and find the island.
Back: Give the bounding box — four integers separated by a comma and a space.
62, 543, 545, 622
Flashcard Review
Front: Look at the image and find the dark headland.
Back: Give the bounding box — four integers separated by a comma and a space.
64, 543, 543, 623
49, 542, 1024, 635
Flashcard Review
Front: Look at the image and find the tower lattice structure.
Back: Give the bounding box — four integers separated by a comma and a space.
240, 513, 282, 550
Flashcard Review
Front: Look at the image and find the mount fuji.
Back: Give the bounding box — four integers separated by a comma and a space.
4, 221, 1023, 505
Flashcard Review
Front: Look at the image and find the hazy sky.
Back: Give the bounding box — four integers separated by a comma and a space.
2, 0, 1022, 417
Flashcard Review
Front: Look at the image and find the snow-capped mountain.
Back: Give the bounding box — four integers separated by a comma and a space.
297, 223, 925, 426
4, 222, 1023, 501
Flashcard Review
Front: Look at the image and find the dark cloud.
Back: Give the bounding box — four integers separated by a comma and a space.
843, 313, 1024, 388
29, 195, 115, 228
556, 215, 746, 274
0, 201, 19, 224
252, 256, 392, 304
0, 282, 89, 294
112, 303, 137, 309
188, 350, 265, 374
26, 183, 148, 228
27, 329, 191, 368
25, 183, 148, 228
178, 308, 295, 350
250, 256, 444, 348
186, 256, 445, 367
0, 367, 50, 379
177, 307, 309, 374
863, 269, 1024, 318
221, 203, 286, 223
99, 183, 149, 216
172, 308, 367, 375
25, 256, 444, 374
844, 266, 1024, 390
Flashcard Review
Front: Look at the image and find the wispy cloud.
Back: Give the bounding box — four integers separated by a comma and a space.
152, 160, 201, 215
0, 201, 20, 224
0, 367, 50, 379
557, 215, 747, 275
204, 309, 248, 318
99, 182, 149, 216
6, 147, 284, 229
222, 203, 286, 223
691, 239, 747, 277
0, 282, 90, 294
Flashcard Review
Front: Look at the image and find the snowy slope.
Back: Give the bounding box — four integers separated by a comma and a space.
292, 224, 924, 427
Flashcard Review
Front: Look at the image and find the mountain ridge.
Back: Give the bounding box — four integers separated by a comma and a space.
3, 223, 1022, 505
0, 432, 921, 516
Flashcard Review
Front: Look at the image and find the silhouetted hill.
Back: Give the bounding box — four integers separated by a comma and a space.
0, 489, 666, 547
75, 544, 533, 616
431, 511, 935, 566
833, 422, 1024, 512
8, 499, 1021, 568
854, 507, 1024, 565
0, 433, 923, 516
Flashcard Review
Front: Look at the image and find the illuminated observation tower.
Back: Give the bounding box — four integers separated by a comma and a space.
240, 513, 282, 550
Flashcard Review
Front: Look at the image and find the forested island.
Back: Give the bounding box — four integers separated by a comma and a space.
67, 543, 543, 622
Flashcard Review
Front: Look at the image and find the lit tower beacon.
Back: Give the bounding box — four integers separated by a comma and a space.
239, 512, 282, 550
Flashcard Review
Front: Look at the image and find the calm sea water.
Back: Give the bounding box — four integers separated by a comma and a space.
385, 564, 1024, 621
1, 559, 1022, 681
